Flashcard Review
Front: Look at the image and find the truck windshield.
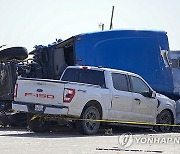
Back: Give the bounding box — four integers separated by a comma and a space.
61, 68, 106, 88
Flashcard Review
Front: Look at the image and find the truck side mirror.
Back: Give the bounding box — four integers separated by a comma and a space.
151, 91, 156, 98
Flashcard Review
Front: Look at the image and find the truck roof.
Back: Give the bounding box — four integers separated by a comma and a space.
67, 65, 140, 77
56, 29, 168, 49
77, 29, 167, 37
66, 66, 152, 90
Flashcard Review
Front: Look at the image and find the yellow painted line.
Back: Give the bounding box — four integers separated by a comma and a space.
30, 115, 180, 127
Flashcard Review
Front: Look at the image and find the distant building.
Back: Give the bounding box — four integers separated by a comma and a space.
169, 50, 180, 95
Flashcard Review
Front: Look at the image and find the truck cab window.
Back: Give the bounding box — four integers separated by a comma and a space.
61, 68, 79, 82
130, 76, 150, 94
78, 70, 105, 88
112, 73, 129, 91
61, 68, 105, 88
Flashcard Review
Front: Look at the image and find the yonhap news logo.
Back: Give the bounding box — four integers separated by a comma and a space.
118, 132, 180, 149
118, 132, 134, 149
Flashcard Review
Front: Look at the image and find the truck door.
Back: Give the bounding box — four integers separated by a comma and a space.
110, 73, 134, 121
130, 75, 158, 123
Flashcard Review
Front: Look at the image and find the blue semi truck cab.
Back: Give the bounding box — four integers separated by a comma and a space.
31, 30, 178, 101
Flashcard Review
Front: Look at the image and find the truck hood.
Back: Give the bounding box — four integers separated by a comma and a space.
156, 93, 176, 109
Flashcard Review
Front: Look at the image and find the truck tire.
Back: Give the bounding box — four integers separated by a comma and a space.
8, 112, 27, 127
0, 112, 10, 126
28, 116, 48, 133
155, 110, 173, 133
76, 106, 100, 135
0, 47, 28, 61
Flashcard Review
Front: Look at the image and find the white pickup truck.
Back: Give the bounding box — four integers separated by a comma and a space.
13, 66, 176, 135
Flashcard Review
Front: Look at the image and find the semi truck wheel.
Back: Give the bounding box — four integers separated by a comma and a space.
0, 112, 10, 126
76, 106, 100, 135
155, 110, 173, 132
28, 115, 48, 133
0, 47, 28, 61
8, 112, 27, 127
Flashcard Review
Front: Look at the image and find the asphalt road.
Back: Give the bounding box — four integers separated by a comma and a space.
0, 127, 180, 154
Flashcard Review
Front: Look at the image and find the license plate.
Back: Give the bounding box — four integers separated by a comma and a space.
35, 105, 44, 112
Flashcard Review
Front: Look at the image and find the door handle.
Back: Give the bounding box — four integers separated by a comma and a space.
78, 89, 86, 93
134, 98, 141, 104
114, 95, 120, 98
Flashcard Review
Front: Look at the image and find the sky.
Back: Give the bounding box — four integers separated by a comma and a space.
0, 0, 180, 51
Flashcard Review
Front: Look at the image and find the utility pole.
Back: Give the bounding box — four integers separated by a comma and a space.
110, 6, 114, 30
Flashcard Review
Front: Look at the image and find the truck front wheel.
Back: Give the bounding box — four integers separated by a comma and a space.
155, 110, 173, 133
76, 106, 100, 135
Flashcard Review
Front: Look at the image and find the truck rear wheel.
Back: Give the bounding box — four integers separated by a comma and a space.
27, 115, 49, 133
76, 106, 100, 135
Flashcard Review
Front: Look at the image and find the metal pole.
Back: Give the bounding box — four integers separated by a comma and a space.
110, 6, 114, 30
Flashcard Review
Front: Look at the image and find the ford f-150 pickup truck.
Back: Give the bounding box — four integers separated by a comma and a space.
13, 66, 176, 135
